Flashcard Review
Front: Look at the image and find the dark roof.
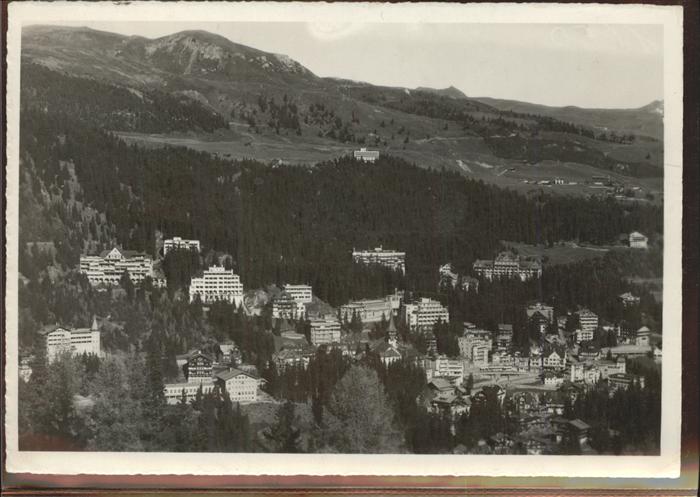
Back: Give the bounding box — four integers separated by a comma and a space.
380, 347, 401, 358
98, 247, 147, 258
429, 378, 454, 391
579, 342, 601, 353
569, 419, 590, 431
387, 314, 397, 333
529, 311, 549, 322
543, 344, 566, 357
215, 368, 257, 381
188, 351, 213, 363
38, 324, 68, 336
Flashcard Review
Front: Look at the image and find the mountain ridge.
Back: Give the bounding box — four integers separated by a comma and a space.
20, 25, 664, 188
24, 25, 659, 114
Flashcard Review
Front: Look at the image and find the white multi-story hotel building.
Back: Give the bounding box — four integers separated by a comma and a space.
163, 368, 262, 405
473, 251, 542, 281
309, 318, 342, 346
80, 247, 154, 286
458, 334, 492, 360
619, 292, 641, 307
353, 148, 380, 163
189, 266, 244, 306
163, 237, 201, 255
163, 378, 216, 404
282, 284, 313, 304
575, 328, 595, 344
403, 298, 450, 331
472, 344, 490, 367
576, 308, 599, 335
425, 356, 465, 384
352, 246, 406, 274
40, 317, 102, 362
215, 369, 262, 403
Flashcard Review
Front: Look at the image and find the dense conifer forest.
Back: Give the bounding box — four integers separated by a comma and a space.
22, 64, 229, 133
19, 107, 661, 305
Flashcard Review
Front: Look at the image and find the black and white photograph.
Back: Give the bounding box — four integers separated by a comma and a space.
3, 1, 684, 479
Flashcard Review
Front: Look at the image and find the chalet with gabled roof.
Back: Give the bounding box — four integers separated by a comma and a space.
185, 351, 213, 381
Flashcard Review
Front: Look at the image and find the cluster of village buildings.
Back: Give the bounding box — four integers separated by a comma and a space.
27, 229, 657, 452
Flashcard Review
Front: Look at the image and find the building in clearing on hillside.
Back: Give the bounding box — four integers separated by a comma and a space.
40, 316, 102, 362
80, 247, 154, 285
618, 292, 641, 307
354, 148, 380, 163
163, 237, 201, 255
629, 231, 649, 249
189, 266, 244, 306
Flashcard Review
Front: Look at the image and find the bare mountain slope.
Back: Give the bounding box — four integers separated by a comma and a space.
474, 96, 663, 140
21, 25, 663, 188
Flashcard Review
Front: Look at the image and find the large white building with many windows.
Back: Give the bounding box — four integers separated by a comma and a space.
425, 356, 465, 384
163, 378, 215, 404
215, 369, 262, 403
352, 246, 406, 274
40, 317, 102, 362
80, 247, 154, 285
163, 365, 262, 405
473, 251, 542, 281
282, 284, 313, 304
576, 308, 599, 335
403, 298, 450, 331
189, 266, 244, 306
163, 237, 201, 255
458, 333, 492, 361
353, 148, 380, 163
309, 318, 342, 346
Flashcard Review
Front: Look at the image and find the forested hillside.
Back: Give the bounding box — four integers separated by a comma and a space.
19, 108, 662, 308
22, 64, 228, 133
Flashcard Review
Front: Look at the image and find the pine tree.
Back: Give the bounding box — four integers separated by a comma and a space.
322, 365, 403, 453
266, 401, 301, 453
120, 270, 135, 301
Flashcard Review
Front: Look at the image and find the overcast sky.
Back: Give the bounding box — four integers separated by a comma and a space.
48, 21, 663, 109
